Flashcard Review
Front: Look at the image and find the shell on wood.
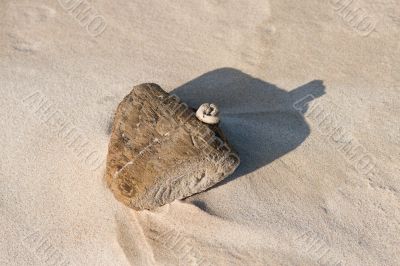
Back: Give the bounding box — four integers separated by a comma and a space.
105, 83, 240, 210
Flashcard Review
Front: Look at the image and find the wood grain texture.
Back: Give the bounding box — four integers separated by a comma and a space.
105, 83, 240, 210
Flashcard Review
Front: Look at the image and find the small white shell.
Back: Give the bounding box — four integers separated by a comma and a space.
196, 103, 220, 124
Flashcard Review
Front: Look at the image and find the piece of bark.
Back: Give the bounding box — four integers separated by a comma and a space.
105, 83, 240, 210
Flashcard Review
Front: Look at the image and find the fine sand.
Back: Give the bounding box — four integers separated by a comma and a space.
1, 0, 399, 265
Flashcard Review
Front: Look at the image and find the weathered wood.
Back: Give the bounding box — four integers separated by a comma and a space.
105, 83, 240, 210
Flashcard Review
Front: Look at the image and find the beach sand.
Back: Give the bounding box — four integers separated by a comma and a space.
1, 0, 399, 265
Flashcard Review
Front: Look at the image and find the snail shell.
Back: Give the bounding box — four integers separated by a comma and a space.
196, 103, 220, 124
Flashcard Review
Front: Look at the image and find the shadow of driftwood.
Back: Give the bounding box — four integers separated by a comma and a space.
172, 68, 325, 187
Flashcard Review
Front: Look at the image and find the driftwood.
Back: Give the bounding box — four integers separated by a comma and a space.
105, 83, 239, 210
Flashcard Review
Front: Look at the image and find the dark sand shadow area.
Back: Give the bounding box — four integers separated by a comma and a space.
172, 68, 325, 187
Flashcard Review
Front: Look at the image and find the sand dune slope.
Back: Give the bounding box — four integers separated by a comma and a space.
1, 0, 399, 265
